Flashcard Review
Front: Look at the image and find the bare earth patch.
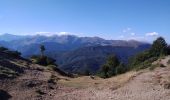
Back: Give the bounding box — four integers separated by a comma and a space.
54, 56, 170, 100
1, 56, 170, 100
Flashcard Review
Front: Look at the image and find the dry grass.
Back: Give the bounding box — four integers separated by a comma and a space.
58, 71, 137, 89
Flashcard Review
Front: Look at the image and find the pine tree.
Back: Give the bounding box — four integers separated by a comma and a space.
40, 45, 45, 57
150, 37, 168, 56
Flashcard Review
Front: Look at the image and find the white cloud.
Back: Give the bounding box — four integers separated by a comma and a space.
145, 32, 159, 37
35, 32, 51, 36
126, 36, 146, 41
123, 27, 131, 33
131, 33, 135, 36
36, 32, 51, 34
118, 35, 125, 39
35, 32, 76, 36
56, 32, 70, 35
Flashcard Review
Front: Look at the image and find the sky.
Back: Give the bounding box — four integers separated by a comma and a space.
0, 0, 170, 42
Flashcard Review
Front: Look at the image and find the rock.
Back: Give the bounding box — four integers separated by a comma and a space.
25, 80, 42, 88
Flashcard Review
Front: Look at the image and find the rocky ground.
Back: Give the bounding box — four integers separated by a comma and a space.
1, 55, 170, 100
54, 57, 170, 100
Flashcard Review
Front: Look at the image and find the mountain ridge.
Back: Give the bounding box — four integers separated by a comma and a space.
0, 33, 151, 74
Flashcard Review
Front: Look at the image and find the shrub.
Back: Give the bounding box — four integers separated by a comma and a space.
46, 57, 56, 65
47, 65, 57, 71
128, 37, 169, 71
115, 63, 127, 75
31, 55, 56, 66
36, 56, 48, 66
160, 64, 166, 68
4, 50, 21, 57
48, 75, 58, 84
35, 89, 46, 95
163, 82, 170, 89
0, 47, 8, 52
167, 59, 170, 65
97, 55, 127, 78
149, 64, 159, 71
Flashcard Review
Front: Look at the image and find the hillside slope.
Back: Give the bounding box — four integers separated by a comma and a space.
1, 49, 170, 100
57, 45, 150, 74
55, 56, 170, 100
0, 50, 69, 100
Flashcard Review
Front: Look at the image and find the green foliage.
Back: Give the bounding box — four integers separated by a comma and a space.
48, 74, 58, 84
46, 57, 56, 65
149, 64, 159, 71
5, 50, 21, 57
97, 55, 127, 78
115, 63, 127, 75
128, 50, 151, 69
106, 55, 120, 68
35, 89, 46, 95
40, 44, 45, 56
31, 55, 56, 66
0, 47, 21, 57
47, 65, 58, 71
84, 69, 90, 76
128, 37, 168, 71
0, 66, 19, 78
150, 37, 168, 57
101, 64, 110, 78
0, 47, 8, 52
167, 59, 170, 65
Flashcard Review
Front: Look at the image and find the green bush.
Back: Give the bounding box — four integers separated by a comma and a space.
167, 59, 170, 65
5, 50, 21, 57
30, 55, 56, 66
97, 55, 127, 78
128, 37, 169, 71
35, 89, 46, 95
47, 65, 57, 71
149, 64, 159, 71
0, 47, 8, 52
46, 57, 56, 65
115, 63, 126, 75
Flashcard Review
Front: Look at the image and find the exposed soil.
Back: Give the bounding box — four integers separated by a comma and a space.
1, 56, 170, 100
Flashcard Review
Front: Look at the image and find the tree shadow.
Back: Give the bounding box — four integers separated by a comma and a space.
0, 89, 12, 100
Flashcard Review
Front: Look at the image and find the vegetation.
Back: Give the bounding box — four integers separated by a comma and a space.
30, 45, 57, 69
0, 47, 8, 52
31, 55, 56, 66
97, 37, 170, 78
0, 66, 19, 78
129, 37, 169, 70
167, 59, 170, 65
97, 55, 127, 78
0, 46, 21, 57
35, 89, 46, 95
40, 45, 45, 57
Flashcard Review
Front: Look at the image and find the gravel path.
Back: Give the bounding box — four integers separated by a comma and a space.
53, 56, 170, 100
1, 57, 170, 100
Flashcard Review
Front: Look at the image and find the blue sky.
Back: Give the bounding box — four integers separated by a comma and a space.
0, 0, 170, 42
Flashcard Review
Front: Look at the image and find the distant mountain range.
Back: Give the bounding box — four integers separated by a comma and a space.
0, 33, 151, 74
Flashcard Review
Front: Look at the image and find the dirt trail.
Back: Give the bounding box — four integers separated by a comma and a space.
1, 56, 170, 100
53, 56, 170, 100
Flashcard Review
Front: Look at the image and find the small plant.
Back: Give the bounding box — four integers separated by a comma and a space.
48, 75, 58, 84
149, 64, 159, 71
35, 89, 46, 95
160, 64, 166, 68
167, 59, 170, 65
4, 50, 21, 57
47, 65, 57, 71
0, 47, 8, 52
163, 82, 170, 89
30, 55, 56, 66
